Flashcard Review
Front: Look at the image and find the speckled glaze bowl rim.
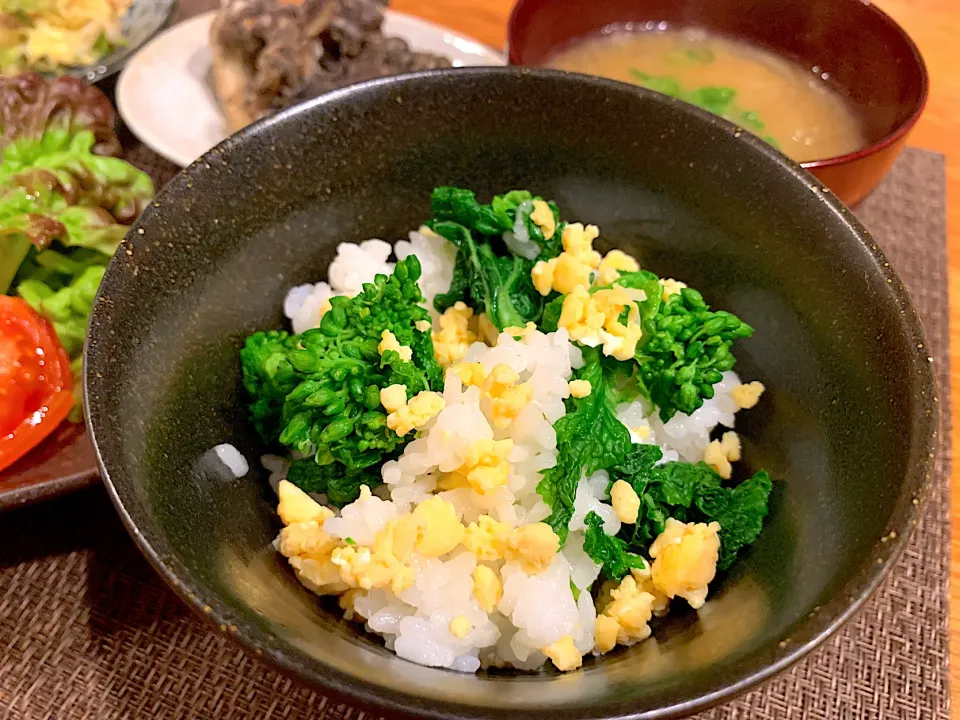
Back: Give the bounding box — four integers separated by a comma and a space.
86, 67, 939, 720
505, 0, 931, 172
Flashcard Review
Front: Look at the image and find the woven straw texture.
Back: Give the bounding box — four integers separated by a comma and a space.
0, 148, 949, 719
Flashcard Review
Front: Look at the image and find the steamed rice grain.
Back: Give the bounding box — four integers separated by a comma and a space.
269, 223, 760, 674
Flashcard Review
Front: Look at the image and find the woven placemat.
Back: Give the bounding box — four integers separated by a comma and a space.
0, 148, 949, 719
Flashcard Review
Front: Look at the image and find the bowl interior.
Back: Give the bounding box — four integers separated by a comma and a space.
85, 69, 934, 720
508, 0, 928, 156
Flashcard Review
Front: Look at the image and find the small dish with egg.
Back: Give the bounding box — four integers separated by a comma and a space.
508, 0, 928, 205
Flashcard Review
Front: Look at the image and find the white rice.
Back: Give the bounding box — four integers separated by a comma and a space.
394, 227, 457, 319
270, 230, 751, 673
381, 327, 576, 523
285, 229, 455, 333
213, 443, 249, 477
616, 371, 741, 463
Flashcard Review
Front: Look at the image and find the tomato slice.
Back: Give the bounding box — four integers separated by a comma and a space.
0, 296, 74, 473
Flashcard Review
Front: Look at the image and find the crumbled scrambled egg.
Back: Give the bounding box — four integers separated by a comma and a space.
593, 615, 621, 654
595, 574, 655, 650
276, 519, 339, 559
462, 515, 511, 561
528, 225, 647, 364
529, 199, 556, 240
630, 565, 671, 616
331, 545, 397, 591
386, 391, 446, 436
410, 496, 465, 557
275, 483, 350, 594
731, 381, 765, 410
378, 329, 413, 362
290, 555, 349, 596
558, 284, 643, 361
649, 518, 721, 610
484, 364, 534, 429
632, 425, 651, 440
450, 362, 535, 428
503, 321, 538, 340
317, 489, 418, 593
504, 523, 559, 574
278, 488, 472, 596
542, 635, 582, 671
532, 252, 594, 296
703, 431, 741, 480
339, 589, 364, 620
610, 479, 641, 524
485, 363, 519, 392
595, 250, 640, 287
472, 565, 502, 612
380, 384, 408, 413
557, 286, 602, 341
375, 515, 419, 565
415, 320, 432, 333
318, 298, 333, 319
562, 223, 603, 266
450, 616, 472, 639
477, 313, 500, 346
433, 302, 479, 366
450, 361, 487, 387
531, 223, 603, 296
442, 438, 514, 495
568, 379, 592, 398
661, 278, 687, 301
277, 479, 334, 525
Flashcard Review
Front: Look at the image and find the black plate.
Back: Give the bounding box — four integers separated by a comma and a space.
84, 68, 937, 720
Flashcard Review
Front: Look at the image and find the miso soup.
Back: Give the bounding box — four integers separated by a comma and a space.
546, 28, 865, 162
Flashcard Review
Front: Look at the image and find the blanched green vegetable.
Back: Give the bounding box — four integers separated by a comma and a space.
543, 269, 753, 421
583, 511, 646, 580
695, 470, 772, 570
608, 444, 772, 572
241, 256, 444, 506
634, 285, 754, 421
537, 347, 631, 544
432, 221, 539, 331
429, 187, 562, 330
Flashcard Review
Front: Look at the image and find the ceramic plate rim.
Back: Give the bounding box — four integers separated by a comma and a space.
117, 10, 506, 167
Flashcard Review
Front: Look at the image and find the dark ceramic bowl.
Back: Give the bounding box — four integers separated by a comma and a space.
85, 68, 936, 719
507, 0, 929, 206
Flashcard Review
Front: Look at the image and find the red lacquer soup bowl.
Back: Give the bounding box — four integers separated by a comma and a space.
508, 0, 928, 206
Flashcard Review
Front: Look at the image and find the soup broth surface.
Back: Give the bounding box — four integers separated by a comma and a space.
546, 28, 865, 162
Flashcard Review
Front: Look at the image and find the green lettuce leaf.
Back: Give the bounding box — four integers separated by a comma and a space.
16, 264, 105, 358
1, 74, 156, 419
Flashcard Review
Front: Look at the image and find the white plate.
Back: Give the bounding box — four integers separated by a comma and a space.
117, 10, 504, 167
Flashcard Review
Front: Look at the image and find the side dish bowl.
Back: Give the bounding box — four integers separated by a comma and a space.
507, 0, 929, 206
70, 0, 177, 84
85, 68, 936, 719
